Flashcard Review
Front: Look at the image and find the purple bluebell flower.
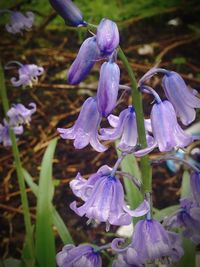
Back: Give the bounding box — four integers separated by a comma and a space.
57, 97, 106, 152
162, 71, 200, 125
70, 172, 149, 228
168, 198, 200, 244
11, 64, 44, 87
100, 106, 156, 154
56, 244, 102, 267
97, 61, 120, 117
113, 219, 183, 266
6, 11, 34, 34
190, 171, 200, 206
67, 37, 100, 85
150, 100, 194, 152
0, 119, 23, 147
70, 165, 111, 201
7, 103, 36, 126
49, 0, 86, 27
96, 18, 119, 55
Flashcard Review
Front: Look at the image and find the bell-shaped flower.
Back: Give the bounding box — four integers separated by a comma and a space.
0, 119, 23, 147
10, 64, 44, 87
190, 171, 200, 206
5, 11, 34, 34
56, 244, 102, 267
7, 103, 36, 126
96, 18, 119, 55
49, 0, 86, 27
114, 219, 183, 266
100, 106, 156, 154
70, 173, 149, 229
150, 100, 194, 152
67, 37, 100, 85
167, 198, 200, 244
70, 165, 111, 201
162, 71, 200, 125
57, 97, 106, 152
97, 61, 120, 117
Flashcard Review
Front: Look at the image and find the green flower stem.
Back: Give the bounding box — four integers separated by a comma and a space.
118, 47, 152, 193
0, 62, 34, 262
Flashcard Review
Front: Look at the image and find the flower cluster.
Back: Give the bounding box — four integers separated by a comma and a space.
0, 103, 36, 147
50, 1, 200, 266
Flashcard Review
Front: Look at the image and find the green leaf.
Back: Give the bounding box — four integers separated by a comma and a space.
0, 258, 21, 267
23, 164, 73, 245
154, 205, 179, 221
35, 138, 57, 267
178, 238, 196, 267
181, 170, 190, 198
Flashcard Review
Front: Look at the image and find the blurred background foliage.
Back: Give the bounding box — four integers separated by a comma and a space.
0, 0, 200, 30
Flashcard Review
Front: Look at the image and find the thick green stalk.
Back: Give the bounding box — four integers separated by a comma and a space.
0, 62, 35, 264
118, 47, 152, 193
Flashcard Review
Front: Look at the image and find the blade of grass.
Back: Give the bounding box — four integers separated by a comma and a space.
23, 164, 73, 244
35, 138, 57, 267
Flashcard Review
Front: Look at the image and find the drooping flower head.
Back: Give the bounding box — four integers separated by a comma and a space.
10, 64, 44, 87
150, 100, 194, 152
70, 169, 149, 229
57, 97, 106, 152
56, 244, 102, 267
162, 71, 200, 125
113, 219, 183, 266
49, 0, 86, 27
100, 106, 156, 155
7, 103, 36, 126
67, 37, 100, 85
0, 119, 23, 147
6, 11, 34, 34
97, 61, 120, 117
96, 18, 119, 55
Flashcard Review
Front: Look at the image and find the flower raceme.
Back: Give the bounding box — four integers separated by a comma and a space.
9, 63, 44, 87
97, 61, 120, 117
67, 37, 100, 85
5, 11, 34, 34
57, 97, 107, 152
96, 18, 119, 55
162, 71, 200, 125
56, 244, 102, 267
49, 0, 86, 27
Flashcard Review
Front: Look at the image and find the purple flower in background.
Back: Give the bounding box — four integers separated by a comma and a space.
49, 0, 86, 27
96, 18, 119, 55
190, 171, 200, 206
168, 198, 200, 244
162, 71, 200, 125
70, 173, 149, 229
67, 37, 100, 85
57, 97, 106, 152
10, 64, 44, 87
150, 100, 194, 152
97, 61, 120, 117
56, 244, 102, 267
7, 103, 36, 126
0, 119, 23, 147
115, 219, 183, 266
6, 11, 34, 34
70, 165, 112, 201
